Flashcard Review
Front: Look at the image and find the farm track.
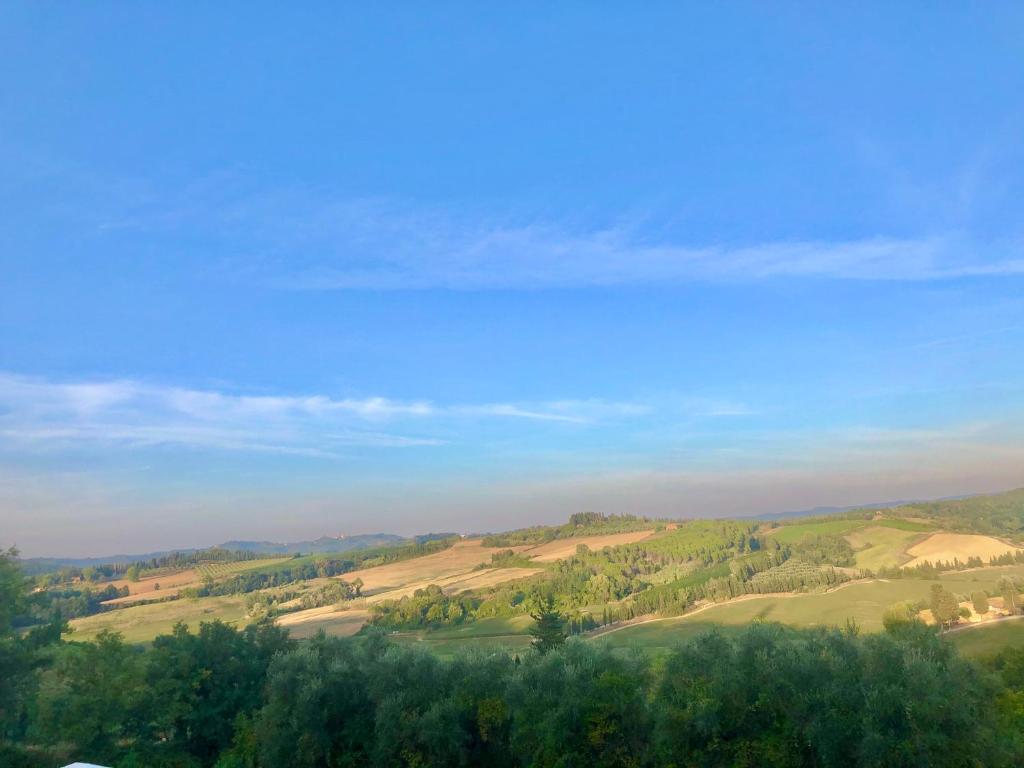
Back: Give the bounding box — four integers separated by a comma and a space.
943, 614, 1024, 635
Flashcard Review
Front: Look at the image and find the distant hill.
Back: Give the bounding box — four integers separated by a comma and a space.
221, 533, 405, 555
18, 531, 442, 574
753, 494, 981, 522
18, 549, 201, 575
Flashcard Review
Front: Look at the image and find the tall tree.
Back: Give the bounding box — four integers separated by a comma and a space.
528, 596, 566, 655
1001, 578, 1020, 615
930, 584, 959, 630
972, 591, 990, 615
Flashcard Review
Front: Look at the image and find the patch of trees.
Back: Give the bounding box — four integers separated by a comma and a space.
930, 584, 961, 629
474, 549, 537, 570
370, 584, 480, 629
19, 584, 129, 626
788, 533, 856, 566
888, 487, 1024, 538
180, 559, 354, 598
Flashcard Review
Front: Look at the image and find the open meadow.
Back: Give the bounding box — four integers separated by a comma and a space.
592, 565, 1024, 655
67, 595, 250, 643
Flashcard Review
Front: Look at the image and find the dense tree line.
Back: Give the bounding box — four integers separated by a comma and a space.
892, 487, 1024, 538
6, 621, 1024, 767
180, 560, 357, 599
473, 549, 537, 570
371, 585, 479, 629
17, 584, 129, 625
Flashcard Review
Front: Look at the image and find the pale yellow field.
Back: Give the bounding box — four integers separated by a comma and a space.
282, 565, 543, 635
904, 533, 1022, 568
337, 539, 514, 594
521, 530, 654, 562
103, 568, 202, 604
362, 566, 543, 604
68, 595, 250, 643
102, 557, 292, 605
276, 607, 371, 638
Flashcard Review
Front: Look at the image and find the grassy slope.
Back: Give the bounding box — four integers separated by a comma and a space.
389, 616, 535, 656
769, 517, 932, 545
948, 620, 1024, 657
593, 565, 1024, 653
847, 527, 928, 571
67, 595, 250, 643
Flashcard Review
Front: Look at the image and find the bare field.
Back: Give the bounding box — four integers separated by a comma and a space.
337, 539, 513, 594
904, 533, 1021, 568
521, 530, 654, 562
102, 557, 292, 605
362, 566, 544, 605
103, 569, 202, 604
277, 607, 371, 639
281, 566, 543, 635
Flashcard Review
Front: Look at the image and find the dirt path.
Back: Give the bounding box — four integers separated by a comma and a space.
943, 614, 1024, 635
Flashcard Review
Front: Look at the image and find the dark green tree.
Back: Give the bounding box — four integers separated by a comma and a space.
145, 620, 292, 764
528, 595, 566, 655
1000, 577, 1019, 615
929, 584, 959, 629
972, 591, 990, 615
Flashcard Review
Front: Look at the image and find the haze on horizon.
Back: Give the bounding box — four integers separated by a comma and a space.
3, 4, 1024, 558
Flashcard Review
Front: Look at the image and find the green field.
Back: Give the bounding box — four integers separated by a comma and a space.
948, 619, 1024, 657
768, 519, 870, 543
846, 526, 927, 571
768, 517, 932, 546
390, 616, 535, 656
593, 566, 1024, 654
66, 595, 250, 643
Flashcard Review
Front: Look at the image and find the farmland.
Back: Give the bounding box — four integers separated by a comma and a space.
67, 595, 250, 643
845, 525, 926, 570
903, 532, 1022, 568
52, 490, 1024, 655
595, 565, 1024, 653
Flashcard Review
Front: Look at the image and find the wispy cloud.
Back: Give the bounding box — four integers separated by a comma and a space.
13, 160, 1024, 290
271, 212, 1024, 290
0, 373, 649, 458
211, 197, 1024, 290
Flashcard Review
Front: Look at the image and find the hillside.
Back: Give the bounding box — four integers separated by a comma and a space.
220, 533, 405, 555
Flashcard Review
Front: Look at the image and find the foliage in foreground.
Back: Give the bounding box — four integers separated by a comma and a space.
4, 612, 1024, 767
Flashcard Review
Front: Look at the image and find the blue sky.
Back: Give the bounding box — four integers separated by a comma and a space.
2, 4, 1024, 556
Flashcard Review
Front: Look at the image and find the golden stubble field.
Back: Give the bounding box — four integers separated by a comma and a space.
903, 533, 1022, 569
